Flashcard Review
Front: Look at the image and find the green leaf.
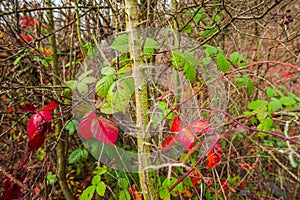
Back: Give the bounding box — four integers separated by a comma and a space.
206, 191, 211, 200
256, 109, 268, 121
82, 149, 88, 159
213, 13, 222, 22
119, 190, 131, 200
66, 80, 76, 91
183, 62, 196, 82
162, 177, 183, 197
184, 26, 192, 34
230, 51, 247, 66
268, 98, 282, 112
265, 87, 276, 98
78, 70, 93, 81
288, 93, 300, 102
47, 172, 57, 185
111, 34, 129, 54
95, 75, 115, 98
184, 51, 200, 67
107, 77, 134, 112
203, 44, 217, 56
194, 12, 206, 23
263, 117, 273, 131
101, 67, 116, 76
94, 166, 107, 176
69, 148, 83, 164
201, 25, 218, 38
159, 187, 170, 200
92, 175, 100, 185
118, 178, 129, 188
230, 52, 239, 64
81, 77, 96, 84
65, 120, 79, 135
96, 181, 106, 196
280, 96, 296, 106
80, 185, 95, 200
14, 56, 23, 66
77, 82, 89, 95
158, 101, 167, 110
118, 66, 132, 74
171, 50, 186, 69
247, 79, 254, 96
202, 56, 212, 65
248, 100, 268, 110
216, 53, 230, 72
144, 37, 159, 50
100, 103, 118, 114
41, 59, 49, 67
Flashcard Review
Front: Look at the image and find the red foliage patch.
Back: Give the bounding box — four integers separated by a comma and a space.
19, 16, 35, 29
282, 69, 291, 78
206, 141, 222, 169
190, 169, 201, 186
27, 102, 58, 152
1, 173, 24, 200
78, 112, 119, 146
19, 33, 33, 44
162, 117, 211, 151
171, 116, 181, 132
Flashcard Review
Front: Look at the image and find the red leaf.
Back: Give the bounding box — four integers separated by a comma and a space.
27, 113, 43, 140
27, 102, 57, 151
221, 179, 228, 190
206, 141, 222, 169
282, 70, 291, 78
41, 49, 51, 57
1, 173, 24, 200
22, 103, 38, 113
178, 127, 194, 150
20, 33, 33, 42
39, 110, 53, 121
240, 182, 247, 189
190, 170, 201, 186
42, 101, 58, 112
28, 127, 46, 152
162, 134, 179, 152
19, 16, 35, 28
92, 117, 118, 146
171, 116, 181, 132
185, 120, 210, 135
78, 112, 97, 140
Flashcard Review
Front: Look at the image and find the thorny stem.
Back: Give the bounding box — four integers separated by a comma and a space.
125, 0, 155, 199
